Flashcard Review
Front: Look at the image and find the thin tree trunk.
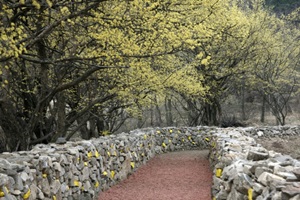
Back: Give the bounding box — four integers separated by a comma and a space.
241, 82, 246, 121
201, 99, 221, 126
150, 104, 154, 127
260, 95, 266, 123
155, 104, 162, 127
165, 98, 173, 126
52, 92, 66, 141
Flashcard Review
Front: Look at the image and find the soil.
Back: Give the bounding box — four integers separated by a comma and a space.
98, 150, 213, 200
256, 136, 300, 160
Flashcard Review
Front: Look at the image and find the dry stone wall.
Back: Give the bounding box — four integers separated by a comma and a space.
1, 126, 300, 200
208, 126, 300, 200
0, 127, 210, 200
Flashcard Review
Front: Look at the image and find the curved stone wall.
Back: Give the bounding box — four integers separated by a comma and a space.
208, 126, 300, 199
0, 127, 210, 200
0, 126, 300, 200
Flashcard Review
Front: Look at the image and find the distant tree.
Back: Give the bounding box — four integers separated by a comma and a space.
246, 10, 300, 125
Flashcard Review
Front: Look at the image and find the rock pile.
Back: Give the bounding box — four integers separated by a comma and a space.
0, 127, 209, 200
209, 127, 300, 200
1, 125, 300, 200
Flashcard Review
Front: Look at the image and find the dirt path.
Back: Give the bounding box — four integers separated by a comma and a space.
98, 150, 212, 200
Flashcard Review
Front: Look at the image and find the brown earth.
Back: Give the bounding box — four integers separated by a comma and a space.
98, 150, 213, 200
256, 136, 300, 160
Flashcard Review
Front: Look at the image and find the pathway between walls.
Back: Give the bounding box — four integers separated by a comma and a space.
98, 150, 212, 200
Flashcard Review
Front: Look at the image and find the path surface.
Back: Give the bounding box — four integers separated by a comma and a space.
98, 150, 212, 200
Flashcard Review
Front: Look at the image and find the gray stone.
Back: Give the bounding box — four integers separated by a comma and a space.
37, 188, 45, 199
257, 131, 264, 137
53, 162, 62, 171
212, 176, 223, 190
10, 190, 22, 195
290, 194, 300, 200
61, 183, 69, 193
81, 167, 90, 181
41, 177, 51, 196
7, 176, 15, 189
272, 191, 282, 200
0, 158, 24, 175
29, 184, 38, 200
274, 155, 294, 166
77, 193, 93, 200
257, 172, 286, 186
67, 148, 79, 156
282, 185, 300, 197
253, 182, 264, 194
20, 172, 29, 182
247, 150, 269, 161
215, 188, 228, 199
293, 168, 300, 179
255, 166, 273, 178
1, 193, 17, 200
82, 181, 92, 192
276, 172, 298, 181
39, 156, 52, 169
119, 156, 125, 162
50, 179, 61, 194
273, 165, 294, 174
227, 188, 245, 200
56, 137, 67, 144
14, 175, 24, 191
233, 173, 254, 195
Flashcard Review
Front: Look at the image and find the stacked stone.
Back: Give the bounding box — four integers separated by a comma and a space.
151, 127, 210, 152
0, 131, 159, 200
244, 126, 300, 138
2, 126, 300, 200
209, 128, 300, 200
0, 127, 213, 200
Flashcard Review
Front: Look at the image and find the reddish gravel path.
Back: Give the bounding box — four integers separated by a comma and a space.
98, 150, 213, 200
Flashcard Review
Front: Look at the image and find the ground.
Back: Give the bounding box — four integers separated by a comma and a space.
98, 150, 212, 200
256, 136, 300, 160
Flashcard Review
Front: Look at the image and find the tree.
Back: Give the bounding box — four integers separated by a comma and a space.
244, 8, 300, 125
1, 0, 299, 152
0, 0, 236, 151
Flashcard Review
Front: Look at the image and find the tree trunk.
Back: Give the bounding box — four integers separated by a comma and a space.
165, 98, 173, 126
260, 95, 266, 123
0, 62, 28, 151
150, 104, 154, 127
155, 104, 163, 127
78, 116, 89, 140
0, 126, 7, 153
88, 118, 98, 138
201, 99, 221, 126
52, 93, 66, 142
137, 117, 144, 128
241, 82, 246, 121
187, 100, 198, 126
0, 101, 27, 151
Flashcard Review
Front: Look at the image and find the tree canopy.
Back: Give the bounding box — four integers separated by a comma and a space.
0, 0, 299, 152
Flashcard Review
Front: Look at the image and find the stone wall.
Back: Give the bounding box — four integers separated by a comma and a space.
208, 126, 300, 200
0, 127, 210, 200
1, 126, 300, 200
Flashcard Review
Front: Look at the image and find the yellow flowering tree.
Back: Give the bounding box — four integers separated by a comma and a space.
0, 0, 232, 151
0, 0, 298, 151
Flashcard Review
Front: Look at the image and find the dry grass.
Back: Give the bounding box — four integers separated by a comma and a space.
256, 136, 300, 160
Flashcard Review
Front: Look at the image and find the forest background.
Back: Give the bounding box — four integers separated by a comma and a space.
0, 0, 299, 152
